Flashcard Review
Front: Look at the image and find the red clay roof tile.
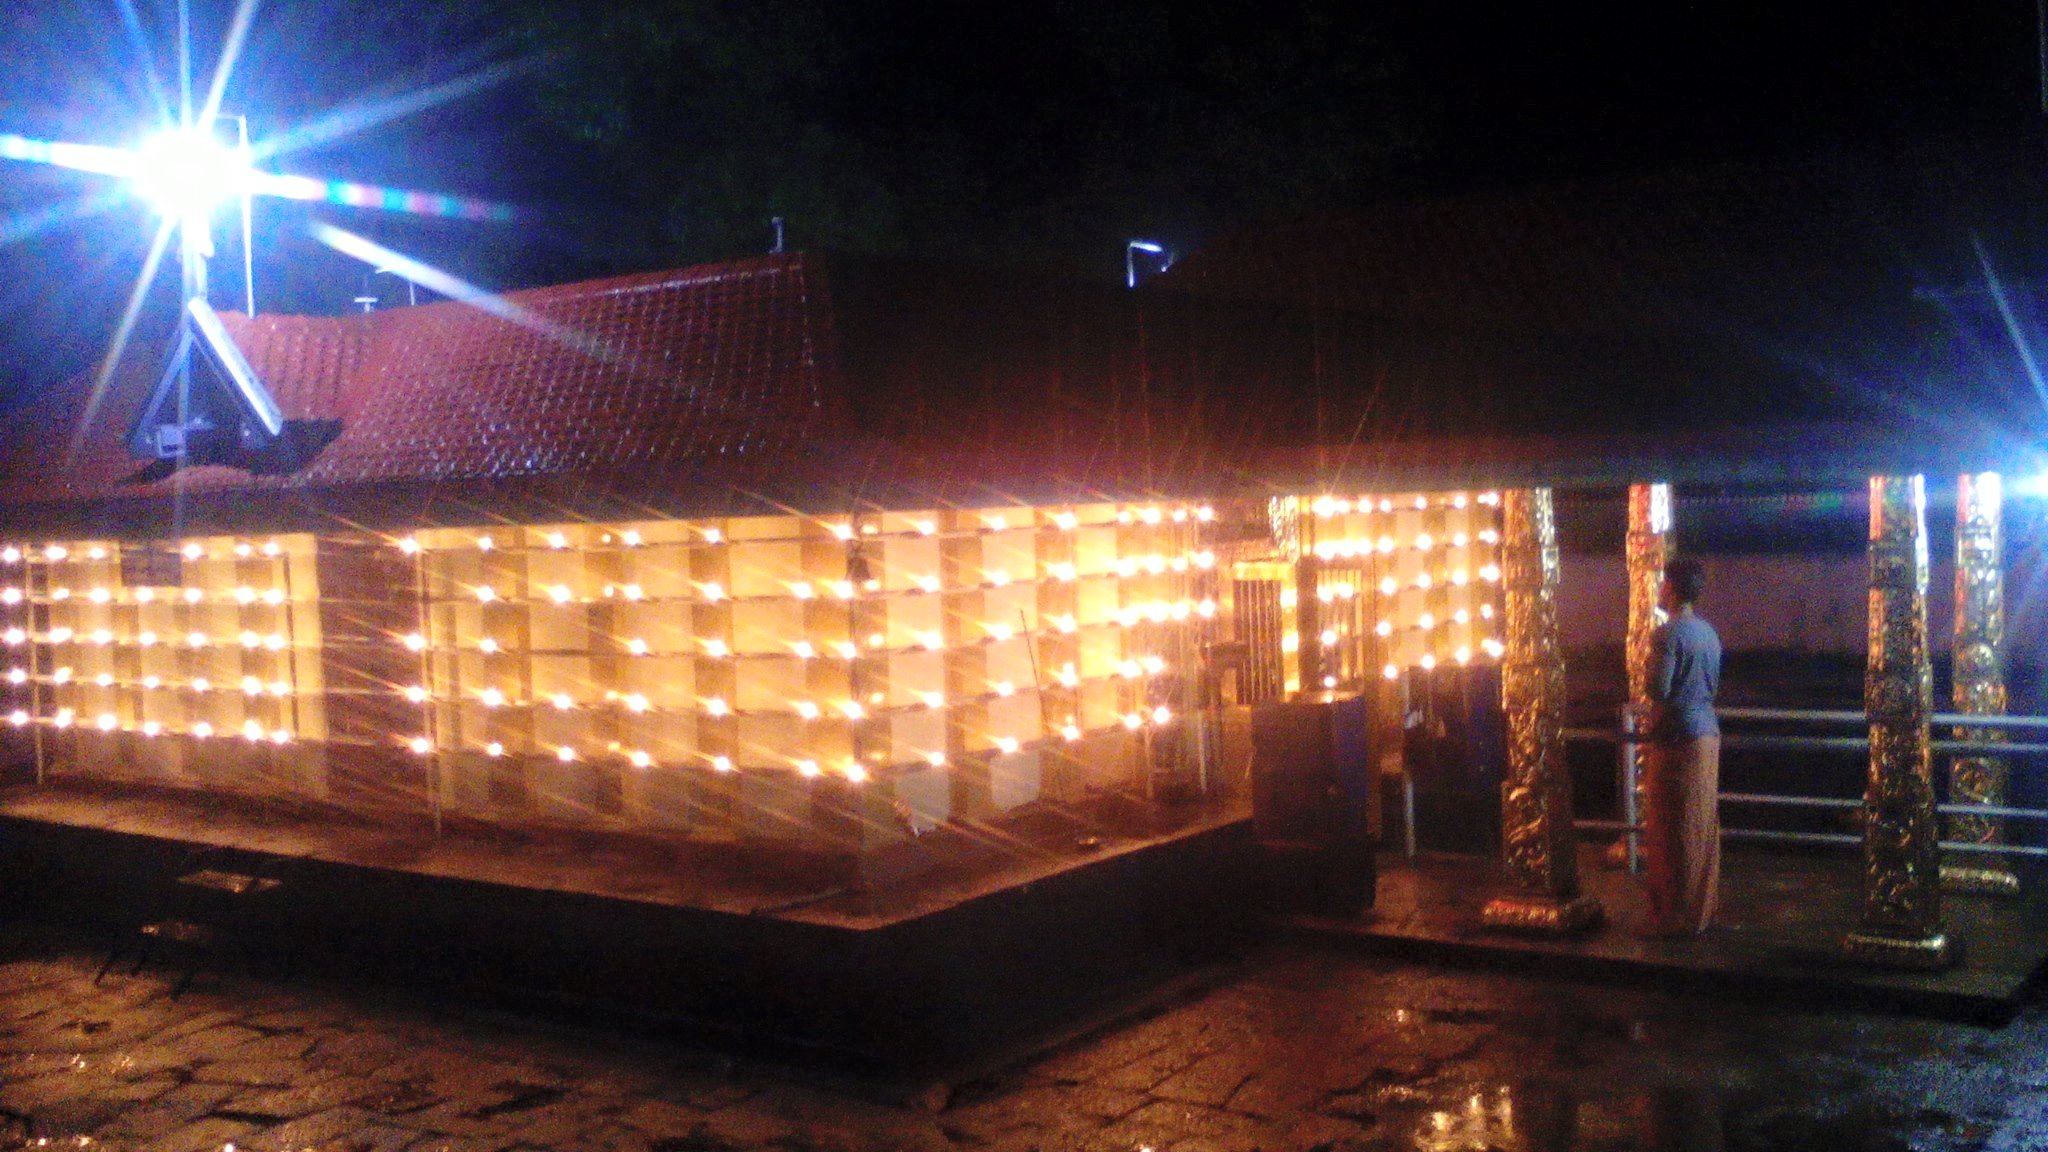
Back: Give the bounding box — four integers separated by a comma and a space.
0, 253, 843, 513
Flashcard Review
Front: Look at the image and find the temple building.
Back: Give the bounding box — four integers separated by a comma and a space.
0, 143, 2041, 1001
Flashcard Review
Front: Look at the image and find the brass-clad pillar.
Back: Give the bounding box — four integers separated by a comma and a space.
1482, 488, 1602, 932
1621, 483, 1673, 869
1625, 484, 1673, 713
1944, 472, 2017, 895
1845, 475, 1950, 968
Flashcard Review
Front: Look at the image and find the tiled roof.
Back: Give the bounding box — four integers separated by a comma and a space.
296, 258, 836, 486
0, 252, 1330, 528
0, 254, 844, 517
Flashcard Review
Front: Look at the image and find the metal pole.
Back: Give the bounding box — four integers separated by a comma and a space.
1619, 708, 1642, 873
236, 115, 254, 317
1402, 769, 1416, 859
2039, 0, 2047, 117
176, 0, 201, 306
178, 0, 192, 131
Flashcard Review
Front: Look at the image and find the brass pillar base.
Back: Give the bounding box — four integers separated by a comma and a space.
1940, 864, 2020, 897
1480, 893, 1604, 934
1842, 928, 1952, 970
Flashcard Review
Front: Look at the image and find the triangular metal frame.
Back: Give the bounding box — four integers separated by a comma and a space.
127, 297, 285, 462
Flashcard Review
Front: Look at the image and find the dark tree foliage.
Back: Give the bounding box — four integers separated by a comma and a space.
498, 0, 1421, 279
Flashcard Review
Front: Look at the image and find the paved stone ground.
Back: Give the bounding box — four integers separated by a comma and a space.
0, 920, 2040, 1151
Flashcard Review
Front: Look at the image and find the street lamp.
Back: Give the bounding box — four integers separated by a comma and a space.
374, 266, 418, 308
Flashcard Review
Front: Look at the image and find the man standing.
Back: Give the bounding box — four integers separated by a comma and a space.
1641, 558, 1722, 938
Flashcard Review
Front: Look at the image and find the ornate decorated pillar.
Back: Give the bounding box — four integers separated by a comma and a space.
1943, 472, 2017, 895
1625, 484, 1673, 714
1845, 475, 1950, 968
1481, 488, 1602, 932
1621, 483, 1672, 869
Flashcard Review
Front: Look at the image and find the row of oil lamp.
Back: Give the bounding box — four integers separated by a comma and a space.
1308, 492, 1503, 516
392, 507, 1221, 555
4, 699, 1179, 783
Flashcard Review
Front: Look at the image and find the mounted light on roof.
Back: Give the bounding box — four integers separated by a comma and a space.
124, 297, 331, 472
132, 125, 251, 225
1125, 238, 1173, 289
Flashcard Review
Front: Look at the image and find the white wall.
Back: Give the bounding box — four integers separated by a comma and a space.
1558, 552, 1972, 656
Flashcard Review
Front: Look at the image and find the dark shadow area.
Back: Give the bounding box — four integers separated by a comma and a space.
0, 780, 1259, 1087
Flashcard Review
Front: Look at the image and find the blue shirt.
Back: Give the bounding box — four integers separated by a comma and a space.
1652, 610, 1721, 742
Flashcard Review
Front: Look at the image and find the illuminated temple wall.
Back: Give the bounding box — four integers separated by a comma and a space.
1301, 491, 1506, 677
1229, 493, 1508, 700
0, 503, 1215, 847
0, 490, 1506, 848
0, 536, 328, 792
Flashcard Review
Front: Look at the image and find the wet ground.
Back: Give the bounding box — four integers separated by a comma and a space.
0, 920, 2038, 1152
1297, 846, 2048, 1021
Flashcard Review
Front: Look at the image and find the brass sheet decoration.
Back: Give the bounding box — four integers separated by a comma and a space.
1622, 483, 1672, 853
1845, 475, 1950, 968
1624, 483, 1672, 715
1482, 488, 1601, 933
1268, 496, 1302, 561
1943, 473, 2014, 896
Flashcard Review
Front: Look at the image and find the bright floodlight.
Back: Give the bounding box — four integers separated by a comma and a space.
2011, 472, 2048, 500
1125, 237, 1173, 289
131, 127, 249, 221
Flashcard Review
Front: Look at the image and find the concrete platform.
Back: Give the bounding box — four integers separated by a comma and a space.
0, 780, 1256, 1081
1285, 843, 2048, 1022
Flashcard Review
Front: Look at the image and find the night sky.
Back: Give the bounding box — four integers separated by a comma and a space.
0, 0, 2038, 404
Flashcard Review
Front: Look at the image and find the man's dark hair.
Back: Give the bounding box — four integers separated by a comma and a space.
1665, 558, 1707, 605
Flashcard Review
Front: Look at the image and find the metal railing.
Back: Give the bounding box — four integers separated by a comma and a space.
1564, 706, 2048, 867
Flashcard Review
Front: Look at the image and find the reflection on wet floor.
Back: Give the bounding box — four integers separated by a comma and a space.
0, 918, 2026, 1152
1414, 1082, 1726, 1152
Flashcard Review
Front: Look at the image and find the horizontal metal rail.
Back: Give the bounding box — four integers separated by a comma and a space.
1558, 706, 2048, 868
1572, 818, 1641, 833
1724, 826, 2048, 858
1935, 800, 2048, 821
1719, 706, 2048, 734
1721, 792, 2048, 822
1726, 733, 1868, 753
1565, 727, 2048, 758
1933, 713, 2048, 733
1935, 740, 2048, 756
1720, 791, 1857, 810
1717, 706, 1865, 725
1567, 728, 1869, 752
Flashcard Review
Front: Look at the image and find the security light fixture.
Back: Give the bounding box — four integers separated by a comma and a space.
1126, 239, 1173, 289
